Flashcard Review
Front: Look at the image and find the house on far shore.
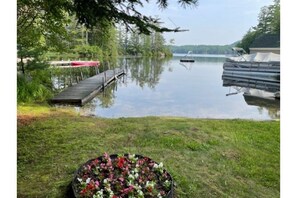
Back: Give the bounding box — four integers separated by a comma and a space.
249, 34, 280, 54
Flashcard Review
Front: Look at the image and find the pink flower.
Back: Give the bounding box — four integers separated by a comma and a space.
87, 165, 91, 171
95, 181, 99, 187
121, 185, 134, 194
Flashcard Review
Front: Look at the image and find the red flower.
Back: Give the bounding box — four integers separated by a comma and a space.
117, 157, 125, 169
147, 186, 153, 193
80, 188, 87, 195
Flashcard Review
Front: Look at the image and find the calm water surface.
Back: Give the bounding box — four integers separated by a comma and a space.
75, 55, 280, 120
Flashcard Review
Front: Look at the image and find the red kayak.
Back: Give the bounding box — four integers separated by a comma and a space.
71, 61, 100, 67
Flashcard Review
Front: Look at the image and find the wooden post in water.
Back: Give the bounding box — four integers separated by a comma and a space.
96, 66, 99, 74
70, 76, 72, 86
80, 68, 84, 80
102, 77, 105, 90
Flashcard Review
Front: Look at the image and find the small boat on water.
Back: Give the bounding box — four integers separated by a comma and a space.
180, 59, 195, 63
50, 60, 100, 67
180, 51, 195, 62
222, 48, 280, 115
222, 48, 280, 82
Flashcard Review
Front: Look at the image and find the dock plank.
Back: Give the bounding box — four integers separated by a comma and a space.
50, 69, 124, 106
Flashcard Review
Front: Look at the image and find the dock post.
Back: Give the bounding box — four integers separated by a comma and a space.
80, 68, 84, 80
95, 66, 99, 74
102, 77, 105, 89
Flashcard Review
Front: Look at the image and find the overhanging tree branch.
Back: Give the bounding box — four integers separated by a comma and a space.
73, 0, 198, 34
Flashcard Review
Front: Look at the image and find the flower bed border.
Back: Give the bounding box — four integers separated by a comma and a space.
72, 154, 174, 198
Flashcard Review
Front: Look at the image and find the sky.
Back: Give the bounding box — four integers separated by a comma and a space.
138, 0, 275, 45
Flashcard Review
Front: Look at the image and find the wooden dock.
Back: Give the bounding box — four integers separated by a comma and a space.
50, 69, 125, 106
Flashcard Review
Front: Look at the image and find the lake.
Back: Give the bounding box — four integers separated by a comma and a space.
73, 55, 280, 120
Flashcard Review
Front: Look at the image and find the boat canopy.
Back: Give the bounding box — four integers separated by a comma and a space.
227, 52, 280, 63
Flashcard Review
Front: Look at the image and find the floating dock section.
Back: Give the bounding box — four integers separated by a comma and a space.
50, 69, 124, 106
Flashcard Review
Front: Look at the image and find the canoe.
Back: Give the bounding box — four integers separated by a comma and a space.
71, 61, 99, 67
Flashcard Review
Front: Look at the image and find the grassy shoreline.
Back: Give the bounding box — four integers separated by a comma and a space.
17, 104, 280, 197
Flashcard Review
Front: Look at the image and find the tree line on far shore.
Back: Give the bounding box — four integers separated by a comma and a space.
168, 43, 238, 55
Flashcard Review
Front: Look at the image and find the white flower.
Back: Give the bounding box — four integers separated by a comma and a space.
93, 189, 104, 198
137, 189, 144, 197
128, 174, 134, 180
107, 189, 114, 198
145, 181, 155, 188
86, 178, 91, 184
135, 173, 139, 178
159, 162, 163, 168
153, 162, 164, 173
157, 192, 163, 198
128, 154, 137, 162
164, 180, 171, 188
134, 184, 142, 190
77, 178, 82, 183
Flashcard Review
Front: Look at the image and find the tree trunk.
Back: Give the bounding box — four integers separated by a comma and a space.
20, 56, 25, 75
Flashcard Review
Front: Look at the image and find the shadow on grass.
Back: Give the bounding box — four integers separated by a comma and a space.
66, 183, 75, 198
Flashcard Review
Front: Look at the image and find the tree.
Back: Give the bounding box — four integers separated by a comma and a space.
270, 0, 280, 34
141, 34, 152, 57
151, 31, 166, 56
17, 0, 71, 50
236, 29, 261, 53
125, 29, 140, 55
237, 0, 280, 52
256, 0, 280, 34
73, 0, 198, 34
17, 0, 72, 74
257, 6, 273, 34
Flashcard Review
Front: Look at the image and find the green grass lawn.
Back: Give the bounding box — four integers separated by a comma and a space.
17, 104, 280, 197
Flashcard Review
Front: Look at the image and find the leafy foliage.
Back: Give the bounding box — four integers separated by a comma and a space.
236, 0, 280, 52
17, 70, 53, 103
73, 0, 198, 34
73, 45, 103, 59
17, 0, 71, 50
236, 29, 261, 54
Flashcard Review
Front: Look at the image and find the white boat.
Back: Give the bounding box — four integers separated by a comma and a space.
222, 49, 280, 82
180, 51, 195, 62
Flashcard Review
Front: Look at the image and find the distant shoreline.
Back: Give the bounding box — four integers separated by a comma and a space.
172, 53, 229, 58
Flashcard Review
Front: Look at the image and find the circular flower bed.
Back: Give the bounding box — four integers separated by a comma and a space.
72, 153, 173, 198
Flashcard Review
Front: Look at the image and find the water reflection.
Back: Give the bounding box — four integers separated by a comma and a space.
74, 56, 279, 120
51, 66, 100, 90
76, 58, 167, 115
222, 74, 280, 119
120, 58, 166, 89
